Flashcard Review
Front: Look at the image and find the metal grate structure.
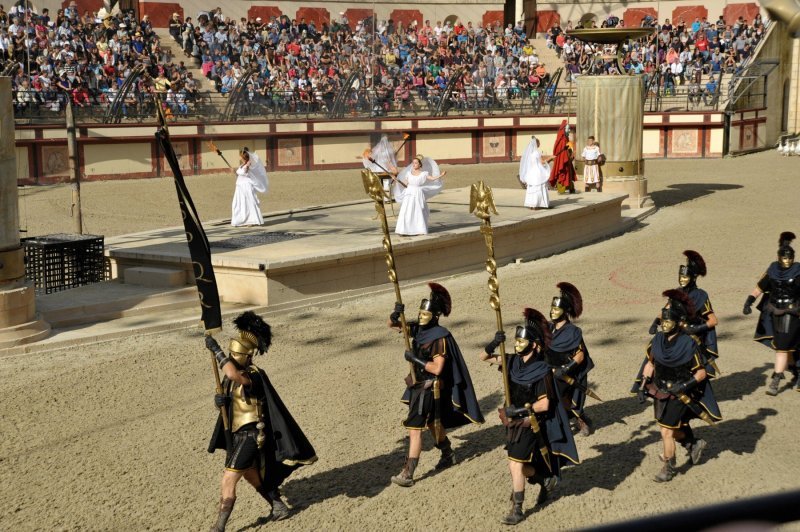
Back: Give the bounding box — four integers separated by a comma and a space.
22, 233, 106, 294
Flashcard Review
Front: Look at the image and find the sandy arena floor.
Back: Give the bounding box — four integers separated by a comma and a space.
4, 152, 800, 530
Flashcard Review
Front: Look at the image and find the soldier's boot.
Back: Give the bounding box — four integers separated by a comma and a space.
256, 485, 290, 521
434, 437, 457, 470
391, 457, 419, 487
500, 491, 526, 525
577, 414, 594, 437
210, 497, 235, 532
528, 474, 558, 504
687, 439, 707, 465
766, 372, 784, 396
654, 457, 677, 482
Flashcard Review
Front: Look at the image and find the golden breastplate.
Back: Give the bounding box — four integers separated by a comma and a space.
230, 382, 261, 432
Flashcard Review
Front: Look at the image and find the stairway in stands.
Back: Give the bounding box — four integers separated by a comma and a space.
529, 36, 730, 110
153, 28, 207, 90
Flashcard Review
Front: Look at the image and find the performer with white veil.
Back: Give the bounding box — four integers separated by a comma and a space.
518, 136, 553, 210
231, 147, 269, 227
363, 135, 399, 202
394, 154, 446, 236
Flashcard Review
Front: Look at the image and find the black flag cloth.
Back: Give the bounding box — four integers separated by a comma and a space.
156, 127, 222, 332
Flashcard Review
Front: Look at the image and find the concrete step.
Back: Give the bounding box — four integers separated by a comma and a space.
124, 266, 187, 288
36, 282, 200, 329
0, 318, 51, 349
0, 300, 255, 356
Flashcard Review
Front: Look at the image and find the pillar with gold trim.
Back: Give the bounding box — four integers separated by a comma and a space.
0, 77, 49, 348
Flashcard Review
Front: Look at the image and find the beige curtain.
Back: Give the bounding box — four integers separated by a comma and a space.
576, 76, 644, 163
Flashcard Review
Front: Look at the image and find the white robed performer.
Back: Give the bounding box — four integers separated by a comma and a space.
518, 136, 552, 210
231, 147, 269, 227
581, 136, 602, 191
363, 135, 399, 201
394, 154, 446, 236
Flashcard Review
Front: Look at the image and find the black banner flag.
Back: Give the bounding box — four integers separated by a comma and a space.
155, 127, 222, 332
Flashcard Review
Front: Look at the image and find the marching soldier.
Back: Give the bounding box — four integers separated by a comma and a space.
204, 312, 317, 531
650, 250, 721, 376
480, 308, 579, 525
388, 283, 484, 487
743, 231, 800, 395
546, 282, 596, 436
636, 290, 722, 482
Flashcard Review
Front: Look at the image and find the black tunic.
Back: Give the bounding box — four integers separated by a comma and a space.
400, 324, 485, 428
646, 332, 722, 428
504, 354, 580, 475
754, 262, 800, 352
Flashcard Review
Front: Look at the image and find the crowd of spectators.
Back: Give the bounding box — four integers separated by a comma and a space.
175, 9, 558, 116
545, 11, 767, 105
6, 1, 768, 118
7, 3, 560, 118
4, 1, 198, 117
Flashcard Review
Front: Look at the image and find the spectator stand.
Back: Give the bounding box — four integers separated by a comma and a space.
104, 64, 146, 124
222, 65, 260, 121
432, 66, 465, 117
329, 67, 362, 119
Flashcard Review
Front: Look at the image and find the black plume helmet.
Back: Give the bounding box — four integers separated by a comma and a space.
233, 311, 272, 354
420, 282, 452, 317
662, 289, 695, 323
778, 231, 796, 258
522, 307, 552, 349
553, 281, 583, 319
682, 250, 707, 277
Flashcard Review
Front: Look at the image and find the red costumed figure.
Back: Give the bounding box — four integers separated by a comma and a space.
548, 121, 576, 194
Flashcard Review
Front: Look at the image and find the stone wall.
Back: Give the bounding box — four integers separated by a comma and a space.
16, 111, 727, 184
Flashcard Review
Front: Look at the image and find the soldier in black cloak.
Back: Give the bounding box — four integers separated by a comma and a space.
388, 282, 485, 487
546, 282, 596, 436
481, 308, 580, 525
635, 290, 722, 482
743, 231, 800, 395
204, 312, 317, 531
649, 250, 721, 378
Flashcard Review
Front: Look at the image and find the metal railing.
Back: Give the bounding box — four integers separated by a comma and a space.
12, 86, 579, 124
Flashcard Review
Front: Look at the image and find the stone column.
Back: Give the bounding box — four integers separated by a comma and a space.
0, 77, 49, 348
575, 75, 653, 209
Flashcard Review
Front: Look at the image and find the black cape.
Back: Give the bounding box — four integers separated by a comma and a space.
549, 322, 594, 415
508, 355, 580, 474
209, 366, 317, 490
632, 333, 722, 422
753, 262, 800, 349
684, 285, 719, 359
401, 324, 485, 427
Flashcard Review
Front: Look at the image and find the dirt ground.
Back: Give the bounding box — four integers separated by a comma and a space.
4, 151, 800, 531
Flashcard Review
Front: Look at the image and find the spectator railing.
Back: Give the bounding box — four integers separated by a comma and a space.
12, 85, 579, 124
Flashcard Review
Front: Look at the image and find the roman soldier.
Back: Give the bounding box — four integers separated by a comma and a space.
546, 282, 596, 436
743, 231, 800, 395
650, 250, 721, 376
388, 283, 484, 487
204, 312, 317, 531
635, 290, 722, 482
481, 308, 579, 525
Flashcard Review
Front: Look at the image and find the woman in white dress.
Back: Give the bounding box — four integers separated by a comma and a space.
394, 155, 446, 236
231, 147, 269, 227
518, 136, 553, 210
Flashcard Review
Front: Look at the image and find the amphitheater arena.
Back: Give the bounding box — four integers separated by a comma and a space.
13, 0, 800, 184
